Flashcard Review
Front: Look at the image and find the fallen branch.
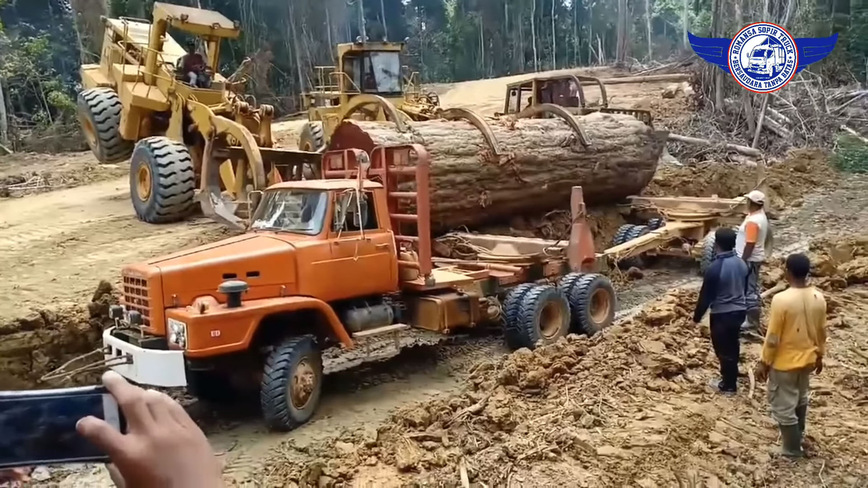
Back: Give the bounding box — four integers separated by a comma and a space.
751, 95, 770, 148
763, 117, 793, 139
840, 125, 868, 145
589, 73, 691, 85
761, 282, 788, 298
0, 143, 11, 156
668, 133, 762, 157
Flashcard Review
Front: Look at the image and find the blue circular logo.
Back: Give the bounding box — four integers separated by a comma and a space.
728, 22, 799, 93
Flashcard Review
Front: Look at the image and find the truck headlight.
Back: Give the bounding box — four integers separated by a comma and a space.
167, 318, 187, 349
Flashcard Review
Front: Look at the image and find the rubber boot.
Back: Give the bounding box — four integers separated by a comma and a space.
795, 404, 808, 440
779, 424, 804, 458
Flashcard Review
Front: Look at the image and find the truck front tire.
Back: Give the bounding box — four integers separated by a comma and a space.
261, 335, 323, 431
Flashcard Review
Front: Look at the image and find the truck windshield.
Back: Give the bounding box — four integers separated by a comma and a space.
250, 190, 328, 235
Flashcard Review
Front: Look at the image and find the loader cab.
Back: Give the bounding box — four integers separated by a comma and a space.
147, 2, 241, 103
337, 41, 404, 97
499, 75, 613, 116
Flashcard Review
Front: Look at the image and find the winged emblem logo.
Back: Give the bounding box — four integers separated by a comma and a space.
688, 22, 838, 93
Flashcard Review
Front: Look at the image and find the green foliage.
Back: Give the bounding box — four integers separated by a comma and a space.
833, 133, 868, 174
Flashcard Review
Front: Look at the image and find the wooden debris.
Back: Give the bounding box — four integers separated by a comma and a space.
668, 133, 762, 157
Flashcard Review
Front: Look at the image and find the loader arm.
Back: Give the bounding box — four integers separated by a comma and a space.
186, 99, 268, 229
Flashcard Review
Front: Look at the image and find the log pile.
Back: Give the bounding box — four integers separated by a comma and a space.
330, 111, 667, 231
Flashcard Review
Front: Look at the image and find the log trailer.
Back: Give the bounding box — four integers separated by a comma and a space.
92, 144, 616, 431
495, 74, 654, 127
600, 194, 753, 272
77, 2, 319, 229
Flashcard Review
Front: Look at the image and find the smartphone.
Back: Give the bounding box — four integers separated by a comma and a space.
0, 385, 125, 468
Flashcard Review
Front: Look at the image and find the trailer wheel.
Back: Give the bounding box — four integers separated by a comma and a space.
567, 273, 616, 336
617, 224, 651, 269
186, 369, 236, 403
129, 137, 196, 224
505, 285, 571, 350
261, 335, 323, 431
612, 224, 634, 246
298, 122, 325, 152
502, 283, 536, 330
699, 230, 717, 275
77, 88, 133, 164
647, 217, 665, 230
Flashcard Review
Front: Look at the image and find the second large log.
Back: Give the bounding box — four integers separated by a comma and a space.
329, 111, 667, 230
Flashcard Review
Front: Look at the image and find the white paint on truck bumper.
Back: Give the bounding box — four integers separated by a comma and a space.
103, 327, 187, 387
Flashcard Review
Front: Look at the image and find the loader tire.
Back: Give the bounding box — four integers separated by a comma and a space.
502, 283, 536, 330
77, 88, 133, 164
647, 217, 665, 230
617, 224, 651, 269
505, 285, 570, 351
129, 137, 195, 224
298, 122, 325, 152
566, 273, 616, 336
261, 335, 323, 432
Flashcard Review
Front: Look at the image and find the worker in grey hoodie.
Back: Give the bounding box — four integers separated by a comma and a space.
693, 227, 749, 395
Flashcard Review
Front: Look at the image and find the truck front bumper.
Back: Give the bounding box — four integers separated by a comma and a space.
103, 327, 188, 387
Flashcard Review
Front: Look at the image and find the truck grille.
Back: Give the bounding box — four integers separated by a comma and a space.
122, 276, 151, 327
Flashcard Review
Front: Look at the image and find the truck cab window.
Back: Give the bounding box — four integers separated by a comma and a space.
250, 190, 328, 235
335, 191, 378, 232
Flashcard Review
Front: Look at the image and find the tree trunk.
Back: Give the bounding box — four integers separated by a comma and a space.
682, 0, 688, 48
646, 0, 653, 60
0, 77, 7, 146
551, 0, 556, 69
734, 0, 756, 134
329, 113, 666, 231
531, 0, 539, 71
616, 0, 628, 64
379, 0, 388, 39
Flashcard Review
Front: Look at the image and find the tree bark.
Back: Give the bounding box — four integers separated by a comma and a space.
682, 0, 689, 48
616, 0, 628, 64
329, 113, 666, 230
0, 77, 7, 146
646, 0, 653, 60
551, 0, 556, 69
531, 0, 539, 71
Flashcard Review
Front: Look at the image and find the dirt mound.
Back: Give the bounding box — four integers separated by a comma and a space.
262, 235, 868, 487
0, 281, 117, 389
646, 148, 835, 209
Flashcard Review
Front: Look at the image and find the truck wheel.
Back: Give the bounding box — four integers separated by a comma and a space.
129, 137, 195, 224
77, 88, 133, 164
186, 369, 235, 403
567, 273, 616, 336
261, 335, 323, 432
699, 230, 716, 275
616, 224, 651, 269
501, 283, 535, 329
557, 272, 585, 297
298, 122, 325, 152
505, 285, 571, 350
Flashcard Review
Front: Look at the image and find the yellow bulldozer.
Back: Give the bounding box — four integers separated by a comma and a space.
297, 40, 446, 152
77, 2, 318, 229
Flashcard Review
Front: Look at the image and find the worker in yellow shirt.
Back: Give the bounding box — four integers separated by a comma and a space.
755, 253, 827, 458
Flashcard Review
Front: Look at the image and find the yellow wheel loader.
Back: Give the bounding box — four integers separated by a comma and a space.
78, 2, 319, 229
298, 40, 444, 151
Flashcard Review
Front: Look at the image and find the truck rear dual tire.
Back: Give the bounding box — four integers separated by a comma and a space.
261, 335, 323, 432
564, 273, 616, 336
129, 137, 196, 224
77, 88, 133, 164
612, 223, 651, 269
504, 285, 571, 350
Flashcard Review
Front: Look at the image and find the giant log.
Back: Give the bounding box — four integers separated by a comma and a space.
329, 111, 667, 231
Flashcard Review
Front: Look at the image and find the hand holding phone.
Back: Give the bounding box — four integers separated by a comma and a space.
76, 371, 224, 488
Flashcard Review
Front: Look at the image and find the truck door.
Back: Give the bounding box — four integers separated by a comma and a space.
325, 190, 398, 300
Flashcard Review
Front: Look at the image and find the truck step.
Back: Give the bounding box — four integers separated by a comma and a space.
351, 323, 410, 338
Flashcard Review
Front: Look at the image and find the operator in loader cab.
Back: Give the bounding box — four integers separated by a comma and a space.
178, 40, 211, 88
